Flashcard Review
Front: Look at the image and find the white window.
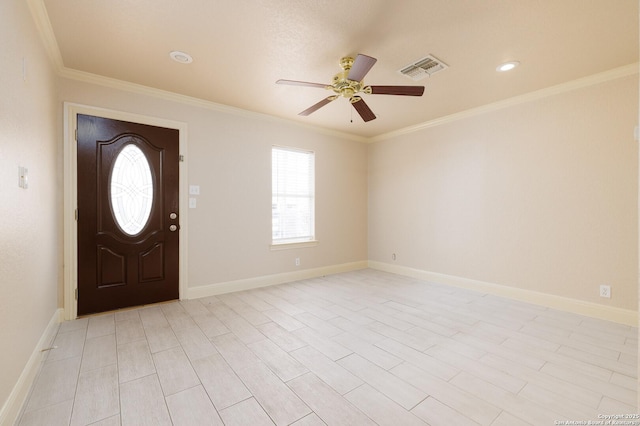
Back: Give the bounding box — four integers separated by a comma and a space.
272, 146, 315, 245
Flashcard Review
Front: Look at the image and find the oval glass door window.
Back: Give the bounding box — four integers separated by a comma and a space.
110, 144, 154, 235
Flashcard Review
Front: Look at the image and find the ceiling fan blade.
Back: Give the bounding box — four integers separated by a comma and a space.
347, 54, 377, 82
276, 79, 329, 89
368, 85, 425, 96
299, 96, 338, 116
351, 97, 376, 122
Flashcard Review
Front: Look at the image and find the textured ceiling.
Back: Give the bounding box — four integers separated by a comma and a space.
35, 0, 638, 138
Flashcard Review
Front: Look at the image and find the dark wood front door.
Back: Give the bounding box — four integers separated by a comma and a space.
77, 114, 180, 315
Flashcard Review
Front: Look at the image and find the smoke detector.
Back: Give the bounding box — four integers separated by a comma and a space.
399, 55, 448, 81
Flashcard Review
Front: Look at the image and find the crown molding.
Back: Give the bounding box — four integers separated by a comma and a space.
56, 67, 368, 143
28, 0, 637, 144
27, 2, 366, 143
370, 63, 639, 143
26, 0, 64, 72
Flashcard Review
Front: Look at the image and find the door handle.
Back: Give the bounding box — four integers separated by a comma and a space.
169, 224, 178, 232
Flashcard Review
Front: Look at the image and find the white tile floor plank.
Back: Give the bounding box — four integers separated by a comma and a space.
247, 338, 308, 381
120, 374, 171, 426
179, 299, 210, 317
19, 269, 637, 426
218, 398, 275, 426
449, 371, 560, 425
165, 385, 224, 426
138, 306, 170, 328
192, 353, 251, 410
374, 338, 458, 380
262, 309, 305, 331
57, 317, 88, 334
210, 304, 267, 344
24, 356, 81, 412
290, 413, 328, 426
192, 352, 252, 410
411, 396, 480, 426
426, 345, 526, 393
213, 333, 311, 425
115, 318, 145, 345
190, 312, 229, 338
80, 333, 117, 373
329, 317, 387, 344
70, 364, 119, 426
338, 354, 427, 410
152, 346, 200, 396
489, 411, 532, 426
86, 314, 115, 340
366, 321, 434, 351
290, 346, 364, 395
46, 328, 86, 363
480, 352, 604, 408
172, 325, 218, 361
540, 361, 637, 407
18, 400, 73, 426
333, 333, 402, 370
288, 373, 376, 426
295, 312, 344, 337
257, 321, 307, 352
345, 384, 428, 426
292, 327, 353, 361
117, 339, 155, 383
517, 382, 600, 420
164, 309, 197, 331
143, 323, 180, 354
390, 362, 501, 426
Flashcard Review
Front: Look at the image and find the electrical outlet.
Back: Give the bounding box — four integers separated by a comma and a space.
599, 285, 611, 298
295, 257, 300, 267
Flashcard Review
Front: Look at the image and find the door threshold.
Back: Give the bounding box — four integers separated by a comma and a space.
76, 299, 180, 319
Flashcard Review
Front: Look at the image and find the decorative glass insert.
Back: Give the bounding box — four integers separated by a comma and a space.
110, 144, 154, 235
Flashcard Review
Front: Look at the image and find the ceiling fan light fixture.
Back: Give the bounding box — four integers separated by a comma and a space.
169, 50, 193, 64
497, 61, 519, 72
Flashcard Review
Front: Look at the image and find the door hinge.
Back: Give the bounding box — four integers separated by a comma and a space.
179, 155, 184, 162
75, 288, 78, 300
75, 209, 78, 221
75, 128, 77, 141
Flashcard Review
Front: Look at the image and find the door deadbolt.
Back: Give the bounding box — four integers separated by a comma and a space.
169, 212, 178, 220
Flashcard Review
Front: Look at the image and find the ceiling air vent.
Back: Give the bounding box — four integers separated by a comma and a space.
399, 55, 448, 81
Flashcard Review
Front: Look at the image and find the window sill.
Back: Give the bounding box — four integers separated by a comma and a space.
270, 240, 319, 251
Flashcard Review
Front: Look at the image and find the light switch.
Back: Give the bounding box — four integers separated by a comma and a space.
189, 197, 197, 209
18, 166, 28, 189
189, 185, 200, 195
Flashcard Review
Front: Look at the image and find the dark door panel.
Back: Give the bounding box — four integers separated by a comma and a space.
77, 114, 179, 315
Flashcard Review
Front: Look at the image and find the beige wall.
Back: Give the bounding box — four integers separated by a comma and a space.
57, 78, 369, 291
0, 0, 60, 412
369, 75, 639, 310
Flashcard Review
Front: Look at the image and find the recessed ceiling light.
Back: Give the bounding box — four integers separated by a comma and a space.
169, 51, 193, 64
497, 61, 520, 72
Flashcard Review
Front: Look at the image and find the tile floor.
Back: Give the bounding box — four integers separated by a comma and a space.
17, 269, 638, 425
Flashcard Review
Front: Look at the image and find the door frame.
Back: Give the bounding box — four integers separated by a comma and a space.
63, 102, 189, 320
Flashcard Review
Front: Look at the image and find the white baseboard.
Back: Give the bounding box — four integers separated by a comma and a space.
187, 261, 369, 300
0, 308, 63, 426
368, 261, 638, 326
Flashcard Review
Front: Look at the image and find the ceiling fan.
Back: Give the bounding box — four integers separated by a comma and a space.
276, 54, 425, 122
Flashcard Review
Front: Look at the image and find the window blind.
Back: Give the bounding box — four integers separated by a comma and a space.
272, 146, 315, 244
